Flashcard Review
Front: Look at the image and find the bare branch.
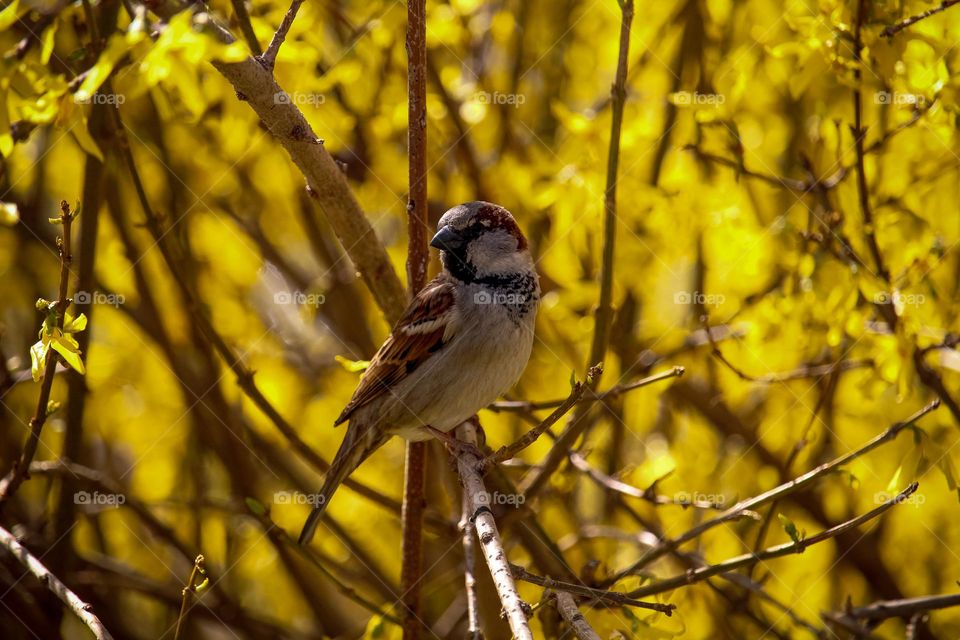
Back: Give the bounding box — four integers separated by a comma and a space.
487, 372, 592, 465
456, 421, 534, 640
0, 525, 114, 639
509, 564, 674, 614
491, 366, 683, 412
258, 0, 305, 70
460, 493, 482, 639
554, 591, 602, 640
604, 401, 939, 585
627, 483, 920, 598
881, 0, 960, 37
400, 1, 429, 636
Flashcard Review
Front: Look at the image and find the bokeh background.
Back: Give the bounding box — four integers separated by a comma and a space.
2, 0, 960, 638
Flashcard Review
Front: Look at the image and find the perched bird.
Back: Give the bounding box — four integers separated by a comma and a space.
299, 201, 539, 544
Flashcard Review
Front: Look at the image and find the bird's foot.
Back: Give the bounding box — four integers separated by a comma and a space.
425, 426, 486, 463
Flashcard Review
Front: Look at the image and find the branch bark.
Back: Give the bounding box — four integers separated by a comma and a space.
0, 201, 75, 504
400, 1, 429, 636
456, 421, 533, 640
0, 524, 114, 639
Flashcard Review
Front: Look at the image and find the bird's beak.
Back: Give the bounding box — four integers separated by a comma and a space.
430, 225, 465, 251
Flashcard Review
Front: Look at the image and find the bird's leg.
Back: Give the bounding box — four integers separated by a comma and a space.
425, 425, 486, 462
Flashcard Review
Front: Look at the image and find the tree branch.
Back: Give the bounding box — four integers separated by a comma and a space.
456, 421, 534, 640
627, 483, 920, 599
0, 200, 75, 504
604, 400, 939, 585
554, 591, 602, 640
257, 0, 304, 70
881, 0, 960, 37
0, 524, 114, 639
400, 1, 429, 636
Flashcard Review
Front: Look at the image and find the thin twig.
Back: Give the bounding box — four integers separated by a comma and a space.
258, 0, 304, 70
174, 555, 206, 640
456, 421, 534, 640
881, 0, 960, 37
486, 371, 593, 465
460, 492, 482, 639
400, 1, 429, 636
853, 0, 889, 282
823, 592, 960, 633
604, 401, 939, 585
520, 0, 634, 501
230, 0, 262, 55
0, 525, 114, 639
627, 483, 920, 598
554, 591, 602, 640
509, 564, 674, 614
0, 200, 75, 504
491, 366, 683, 412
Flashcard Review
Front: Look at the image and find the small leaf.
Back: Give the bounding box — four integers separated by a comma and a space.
245, 497, 266, 516
334, 355, 369, 373
778, 513, 804, 544
46, 400, 61, 416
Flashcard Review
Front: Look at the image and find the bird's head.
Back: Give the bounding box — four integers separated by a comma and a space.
431, 201, 532, 283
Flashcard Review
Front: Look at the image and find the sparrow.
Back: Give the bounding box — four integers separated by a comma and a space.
299, 201, 539, 544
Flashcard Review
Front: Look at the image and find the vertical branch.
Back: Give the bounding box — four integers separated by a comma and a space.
456, 421, 534, 640
401, 1, 429, 637
852, 0, 889, 282
460, 492, 481, 639
519, 0, 634, 500
0, 201, 75, 504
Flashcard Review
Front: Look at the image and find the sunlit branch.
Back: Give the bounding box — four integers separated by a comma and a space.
627, 483, 919, 599
604, 401, 939, 586
0, 525, 114, 639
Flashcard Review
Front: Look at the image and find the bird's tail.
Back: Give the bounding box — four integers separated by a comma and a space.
298, 424, 389, 545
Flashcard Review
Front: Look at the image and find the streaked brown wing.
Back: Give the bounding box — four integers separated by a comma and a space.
334, 277, 458, 425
